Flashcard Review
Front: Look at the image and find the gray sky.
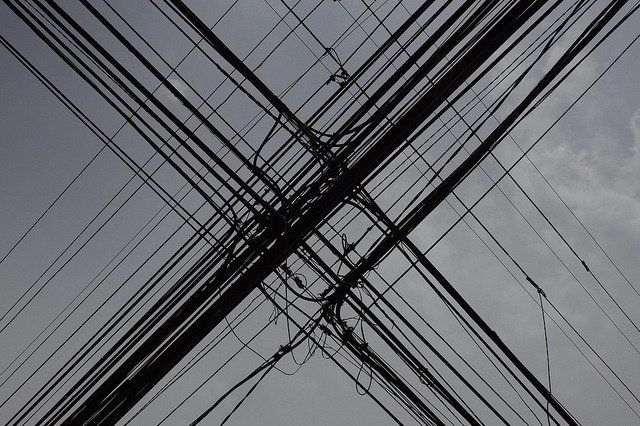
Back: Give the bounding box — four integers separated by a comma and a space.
1, 1, 640, 424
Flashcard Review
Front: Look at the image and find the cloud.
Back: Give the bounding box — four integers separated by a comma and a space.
532, 105, 640, 234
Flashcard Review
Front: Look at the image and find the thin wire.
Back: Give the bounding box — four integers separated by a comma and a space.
539, 290, 553, 426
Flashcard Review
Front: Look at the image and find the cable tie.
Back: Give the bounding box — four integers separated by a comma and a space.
319, 287, 332, 298
279, 344, 292, 354
293, 275, 304, 289
526, 275, 540, 290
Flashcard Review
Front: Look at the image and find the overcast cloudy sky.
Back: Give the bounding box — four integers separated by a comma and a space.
1, 1, 639, 425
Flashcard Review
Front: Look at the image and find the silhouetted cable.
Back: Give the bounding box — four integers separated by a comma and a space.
2, 1, 637, 424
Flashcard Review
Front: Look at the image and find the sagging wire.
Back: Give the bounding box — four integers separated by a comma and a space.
188, 315, 323, 425
529, 276, 554, 426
